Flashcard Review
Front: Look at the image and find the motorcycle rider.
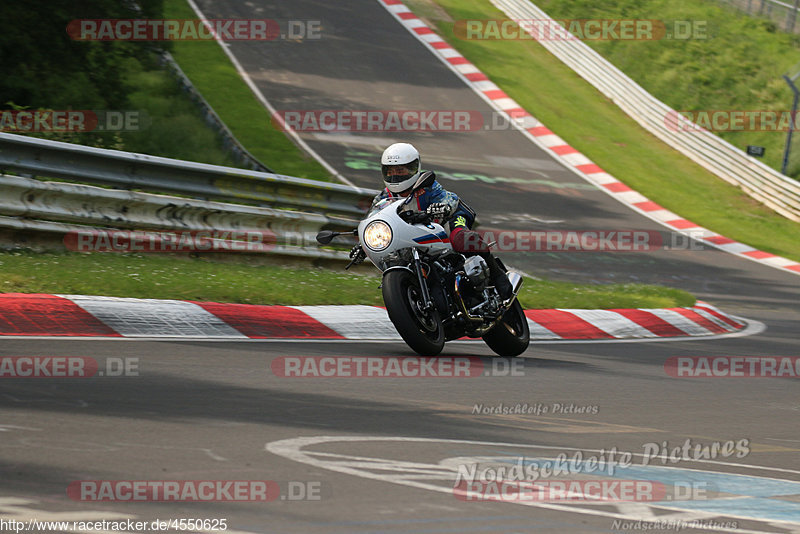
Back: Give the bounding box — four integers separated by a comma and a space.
352, 142, 513, 299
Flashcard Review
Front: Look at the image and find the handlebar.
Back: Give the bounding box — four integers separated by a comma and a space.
399, 210, 434, 225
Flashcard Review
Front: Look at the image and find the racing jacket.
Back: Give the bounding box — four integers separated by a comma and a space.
370, 176, 476, 235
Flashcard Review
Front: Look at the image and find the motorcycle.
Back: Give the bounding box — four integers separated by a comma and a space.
316, 171, 530, 357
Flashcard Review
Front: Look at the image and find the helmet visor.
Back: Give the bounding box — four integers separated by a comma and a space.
381, 159, 419, 184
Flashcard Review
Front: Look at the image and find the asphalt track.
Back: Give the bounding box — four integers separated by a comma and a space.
1, 1, 798, 532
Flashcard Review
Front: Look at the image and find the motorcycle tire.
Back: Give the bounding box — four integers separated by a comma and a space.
382, 269, 445, 356
482, 298, 530, 357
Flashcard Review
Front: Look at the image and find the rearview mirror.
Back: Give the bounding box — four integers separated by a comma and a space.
401, 171, 437, 208
415, 170, 436, 189
316, 230, 336, 244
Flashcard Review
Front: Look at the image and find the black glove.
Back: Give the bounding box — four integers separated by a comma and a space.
349, 243, 366, 265
426, 202, 451, 218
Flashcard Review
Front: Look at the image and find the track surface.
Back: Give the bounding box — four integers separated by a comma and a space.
1, 1, 798, 532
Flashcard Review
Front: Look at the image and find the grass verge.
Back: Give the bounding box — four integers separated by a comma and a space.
122, 56, 234, 166
163, 0, 331, 180
535, 0, 800, 178
0, 252, 694, 309
10, 57, 237, 168
409, 0, 800, 264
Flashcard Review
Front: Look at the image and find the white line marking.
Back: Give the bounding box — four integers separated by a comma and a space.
557, 309, 657, 338
525, 319, 562, 340
185, 0, 360, 189
61, 295, 246, 338
639, 308, 713, 336
266, 435, 800, 533
290, 305, 401, 339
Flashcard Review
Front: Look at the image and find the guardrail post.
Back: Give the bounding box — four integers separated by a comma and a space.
782, 73, 800, 175
790, 0, 800, 32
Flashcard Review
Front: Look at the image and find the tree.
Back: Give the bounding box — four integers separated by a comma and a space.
0, 0, 164, 109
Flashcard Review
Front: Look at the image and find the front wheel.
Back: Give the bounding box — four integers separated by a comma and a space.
482, 299, 530, 357
382, 270, 444, 356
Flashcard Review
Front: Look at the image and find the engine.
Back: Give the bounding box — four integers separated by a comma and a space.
463, 255, 489, 288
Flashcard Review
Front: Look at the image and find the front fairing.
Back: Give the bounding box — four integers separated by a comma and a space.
358, 198, 452, 270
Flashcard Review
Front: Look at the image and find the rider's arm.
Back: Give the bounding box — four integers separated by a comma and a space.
423, 181, 476, 231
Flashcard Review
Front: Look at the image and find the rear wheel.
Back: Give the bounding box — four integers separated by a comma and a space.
482, 299, 530, 357
382, 270, 445, 356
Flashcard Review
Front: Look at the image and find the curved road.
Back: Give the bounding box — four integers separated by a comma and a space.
0, 1, 798, 532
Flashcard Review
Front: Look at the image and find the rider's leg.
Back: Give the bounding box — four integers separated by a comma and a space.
451, 228, 513, 299
480, 252, 513, 299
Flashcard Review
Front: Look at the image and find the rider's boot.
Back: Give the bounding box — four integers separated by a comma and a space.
481, 253, 514, 300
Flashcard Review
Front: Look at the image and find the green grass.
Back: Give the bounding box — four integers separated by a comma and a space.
535, 0, 800, 177
163, 0, 331, 180
519, 277, 694, 309
0, 252, 694, 309
122, 57, 234, 165
410, 0, 800, 264
12, 56, 237, 167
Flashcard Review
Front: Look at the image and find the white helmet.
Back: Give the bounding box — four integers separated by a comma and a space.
381, 142, 421, 193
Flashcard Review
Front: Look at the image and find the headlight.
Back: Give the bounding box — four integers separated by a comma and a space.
363, 220, 392, 251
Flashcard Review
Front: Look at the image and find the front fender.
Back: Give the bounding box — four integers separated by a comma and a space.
382, 265, 414, 278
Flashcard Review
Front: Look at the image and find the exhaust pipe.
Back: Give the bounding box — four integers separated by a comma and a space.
507, 272, 523, 297
498, 271, 524, 310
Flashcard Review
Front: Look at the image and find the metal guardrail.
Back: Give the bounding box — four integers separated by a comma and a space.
717, 0, 800, 34
0, 132, 377, 219
0, 174, 354, 259
491, 0, 800, 223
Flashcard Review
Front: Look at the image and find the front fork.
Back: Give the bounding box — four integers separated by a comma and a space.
412, 249, 434, 311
